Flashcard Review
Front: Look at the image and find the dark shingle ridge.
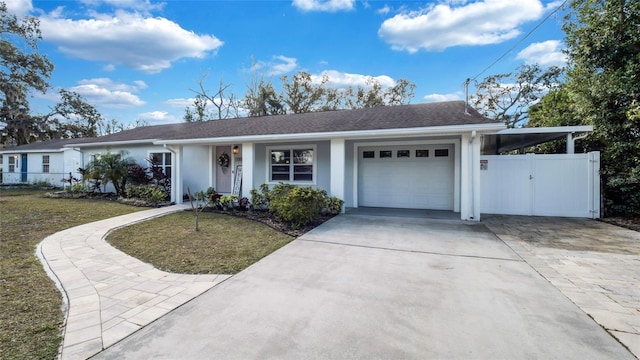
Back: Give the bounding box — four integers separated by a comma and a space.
6, 101, 497, 150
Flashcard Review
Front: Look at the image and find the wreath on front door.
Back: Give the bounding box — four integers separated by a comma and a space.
217, 152, 230, 168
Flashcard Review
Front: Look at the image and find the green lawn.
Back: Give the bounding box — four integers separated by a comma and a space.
0, 189, 142, 360
107, 211, 293, 274
0, 189, 294, 359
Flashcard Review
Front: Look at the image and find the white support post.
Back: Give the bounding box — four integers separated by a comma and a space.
166, 145, 183, 204
460, 134, 471, 220
241, 142, 254, 200
330, 138, 346, 212
567, 133, 575, 154
471, 134, 481, 221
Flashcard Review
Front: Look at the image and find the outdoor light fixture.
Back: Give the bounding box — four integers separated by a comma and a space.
232, 145, 239, 154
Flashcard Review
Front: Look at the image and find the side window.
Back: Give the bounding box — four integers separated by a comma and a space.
8, 155, 16, 172
42, 155, 50, 173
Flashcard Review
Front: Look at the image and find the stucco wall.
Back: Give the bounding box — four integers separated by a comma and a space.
183, 145, 211, 195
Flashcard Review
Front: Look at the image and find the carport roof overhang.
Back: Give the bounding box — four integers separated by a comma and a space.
153, 123, 507, 146
482, 126, 594, 154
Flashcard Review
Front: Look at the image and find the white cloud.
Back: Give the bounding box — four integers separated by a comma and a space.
79, 0, 164, 13
378, 0, 546, 52
4, 0, 32, 16
292, 0, 355, 12
250, 56, 298, 76
516, 40, 567, 67
136, 110, 176, 125
377, 5, 391, 15
39, 10, 223, 73
424, 92, 463, 102
269, 56, 298, 75
164, 98, 193, 108
77, 78, 147, 93
314, 70, 395, 88
68, 79, 146, 108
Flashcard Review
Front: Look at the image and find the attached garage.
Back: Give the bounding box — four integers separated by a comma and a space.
357, 144, 455, 210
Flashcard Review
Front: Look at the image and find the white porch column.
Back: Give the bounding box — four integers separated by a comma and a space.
460, 132, 481, 221
241, 142, 254, 199
166, 145, 183, 204
471, 133, 481, 221
460, 134, 471, 220
330, 138, 346, 212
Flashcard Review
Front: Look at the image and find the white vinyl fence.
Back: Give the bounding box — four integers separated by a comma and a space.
480, 152, 600, 218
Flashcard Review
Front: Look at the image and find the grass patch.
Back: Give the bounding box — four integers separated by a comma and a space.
107, 211, 294, 274
0, 189, 142, 360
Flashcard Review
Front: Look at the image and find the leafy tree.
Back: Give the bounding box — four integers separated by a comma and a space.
526, 86, 588, 153
244, 72, 285, 117
0, 2, 54, 145
183, 94, 210, 122
562, 0, 640, 215
47, 89, 103, 138
471, 64, 562, 128
83, 151, 134, 196
280, 71, 327, 113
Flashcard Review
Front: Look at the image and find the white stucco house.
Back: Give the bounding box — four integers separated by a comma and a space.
0, 101, 599, 220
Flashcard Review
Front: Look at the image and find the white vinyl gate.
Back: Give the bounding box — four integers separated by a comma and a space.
480, 152, 600, 218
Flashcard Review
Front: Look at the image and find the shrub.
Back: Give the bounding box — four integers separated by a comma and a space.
250, 183, 271, 210
127, 164, 150, 185
70, 183, 90, 193
269, 185, 327, 228
324, 196, 344, 215
219, 194, 238, 208
125, 184, 167, 203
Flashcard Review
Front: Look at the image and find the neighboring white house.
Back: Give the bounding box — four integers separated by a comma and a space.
0, 101, 598, 220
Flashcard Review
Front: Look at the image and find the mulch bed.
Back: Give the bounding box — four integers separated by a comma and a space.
202, 207, 335, 237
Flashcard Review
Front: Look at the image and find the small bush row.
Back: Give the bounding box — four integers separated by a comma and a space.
124, 184, 168, 203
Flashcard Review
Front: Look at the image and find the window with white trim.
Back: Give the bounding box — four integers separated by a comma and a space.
8, 155, 17, 172
269, 146, 315, 183
42, 155, 50, 173
149, 152, 172, 178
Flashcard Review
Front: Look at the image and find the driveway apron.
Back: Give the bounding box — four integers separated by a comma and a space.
95, 214, 634, 359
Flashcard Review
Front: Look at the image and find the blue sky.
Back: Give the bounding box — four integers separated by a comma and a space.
7, 0, 568, 127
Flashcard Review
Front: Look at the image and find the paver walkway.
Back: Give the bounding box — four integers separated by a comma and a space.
484, 216, 640, 358
37, 205, 231, 360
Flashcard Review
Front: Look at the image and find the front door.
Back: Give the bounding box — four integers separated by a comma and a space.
215, 146, 232, 193
20, 154, 27, 183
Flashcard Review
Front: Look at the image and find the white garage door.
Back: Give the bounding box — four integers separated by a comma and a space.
358, 144, 455, 210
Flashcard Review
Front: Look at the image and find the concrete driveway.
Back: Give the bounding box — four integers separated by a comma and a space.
95, 214, 634, 359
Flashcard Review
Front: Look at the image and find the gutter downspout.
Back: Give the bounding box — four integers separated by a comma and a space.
567, 132, 589, 154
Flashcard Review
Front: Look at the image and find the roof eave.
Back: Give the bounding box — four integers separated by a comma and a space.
0, 148, 67, 153
155, 123, 506, 145
496, 125, 593, 135
64, 139, 160, 148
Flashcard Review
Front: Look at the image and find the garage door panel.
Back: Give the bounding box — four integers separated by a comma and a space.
358, 144, 454, 210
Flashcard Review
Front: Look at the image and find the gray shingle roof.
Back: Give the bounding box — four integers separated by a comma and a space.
5, 101, 498, 150
1, 137, 89, 152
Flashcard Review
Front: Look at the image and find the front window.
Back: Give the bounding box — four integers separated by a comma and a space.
8, 155, 17, 172
42, 155, 50, 173
269, 147, 314, 183
150, 152, 172, 178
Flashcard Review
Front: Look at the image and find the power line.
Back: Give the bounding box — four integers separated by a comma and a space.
469, 0, 569, 82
